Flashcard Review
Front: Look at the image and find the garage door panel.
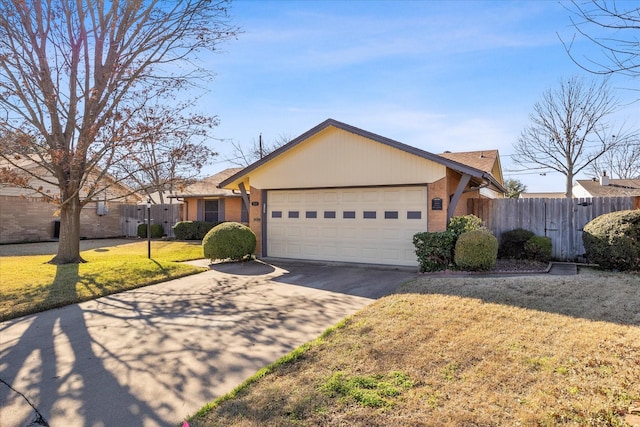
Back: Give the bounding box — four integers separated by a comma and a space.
267, 187, 427, 266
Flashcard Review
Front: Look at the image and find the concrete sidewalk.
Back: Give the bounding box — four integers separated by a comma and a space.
0, 260, 416, 427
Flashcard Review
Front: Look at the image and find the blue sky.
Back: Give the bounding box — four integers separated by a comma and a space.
197, 0, 639, 192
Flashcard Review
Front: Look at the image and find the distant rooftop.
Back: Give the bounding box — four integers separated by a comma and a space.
170, 167, 244, 198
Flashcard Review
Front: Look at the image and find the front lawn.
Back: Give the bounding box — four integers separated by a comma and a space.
0, 240, 207, 321
189, 268, 640, 427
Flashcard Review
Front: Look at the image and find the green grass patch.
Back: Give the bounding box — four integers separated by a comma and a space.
320, 371, 415, 408
0, 241, 206, 321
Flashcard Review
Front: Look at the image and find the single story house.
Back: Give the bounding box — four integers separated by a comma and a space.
219, 119, 506, 267
169, 167, 248, 224
573, 172, 640, 197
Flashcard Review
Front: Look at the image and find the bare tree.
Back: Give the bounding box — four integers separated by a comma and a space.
561, 0, 640, 78
512, 76, 632, 198
225, 133, 292, 167
110, 102, 219, 204
0, 0, 238, 264
587, 137, 640, 179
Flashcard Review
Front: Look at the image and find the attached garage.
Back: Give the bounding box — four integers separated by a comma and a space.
266, 186, 428, 266
219, 119, 505, 268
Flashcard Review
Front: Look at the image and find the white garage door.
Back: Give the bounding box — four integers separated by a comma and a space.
266, 187, 428, 266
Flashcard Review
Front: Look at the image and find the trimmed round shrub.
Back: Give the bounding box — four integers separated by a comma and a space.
583, 210, 640, 271
498, 228, 535, 259
447, 214, 483, 239
137, 223, 164, 238
454, 229, 498, 271
524, 235, 552, 262
203, 222, 256, 261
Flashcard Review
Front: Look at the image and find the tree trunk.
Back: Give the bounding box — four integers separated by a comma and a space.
565, 171, 574, 198
49, 194, 85, 264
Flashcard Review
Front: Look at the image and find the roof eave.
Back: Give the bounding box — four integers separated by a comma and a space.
219, 118, 497, 189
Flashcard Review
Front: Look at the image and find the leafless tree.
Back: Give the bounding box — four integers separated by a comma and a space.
225, 133, 292, 167
587, 137, 640, 179
512, 76, 633, 198
561, 0, 640, 79
0, 0, 238, 264
109, 102, 219, 204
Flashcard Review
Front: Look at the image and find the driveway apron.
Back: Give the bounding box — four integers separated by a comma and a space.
0, 260, 416, 427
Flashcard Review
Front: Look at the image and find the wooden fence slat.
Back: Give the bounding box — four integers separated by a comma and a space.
120, 204, 182, 238
468, 196, 637, 261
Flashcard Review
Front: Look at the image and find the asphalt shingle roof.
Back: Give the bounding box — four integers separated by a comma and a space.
575, 179, 640, 197
172, 167, 244, 197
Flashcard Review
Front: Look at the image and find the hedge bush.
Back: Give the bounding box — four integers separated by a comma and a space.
137, 223, 164, 238
454, 229, 498, 271
447, 214, 483, 239
583, 210, 640, 271
524, 235, 552, 262
203, 222, 256, 261
173, 221, 220, 240
498, 228, 534, 259
413, 231, 456, 272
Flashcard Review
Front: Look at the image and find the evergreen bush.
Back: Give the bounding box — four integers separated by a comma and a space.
454, 229, 498, 271
524, 235, 552, 262
498, 228, 534, 259
447, 214, 483, 239
137, 223, 164, 238
203, 222, 256, 261
583, 210, 640, 271
173, 221, 219, 240
413, 231, 456, 272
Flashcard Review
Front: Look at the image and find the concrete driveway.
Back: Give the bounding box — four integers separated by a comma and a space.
0, 259, 416, 427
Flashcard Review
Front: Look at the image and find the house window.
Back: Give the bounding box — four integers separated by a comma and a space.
363, 211, 376, 219
407, 211, 422, 219
204, 200, 219, 223
272, 211, 282, 218
306, 211, 317, 219
384, 211, 398, 219
288, 211, 299, 218
343, 211, 356, 219
324, 211, 336, 219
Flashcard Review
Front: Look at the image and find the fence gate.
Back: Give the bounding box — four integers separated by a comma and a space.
468, 196, 637, 261
120, 204, 182, 238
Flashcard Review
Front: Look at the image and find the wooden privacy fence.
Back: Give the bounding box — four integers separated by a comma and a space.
468, 197, 638, 262
120, 204, 182, 238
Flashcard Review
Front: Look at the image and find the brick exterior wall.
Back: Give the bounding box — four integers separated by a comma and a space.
427, 177, 449, 232
249, 187, 263, 256
224, 197, 244, 223
0, 196, 126, 243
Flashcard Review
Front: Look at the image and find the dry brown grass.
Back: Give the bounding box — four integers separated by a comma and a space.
190, 268, 640, 427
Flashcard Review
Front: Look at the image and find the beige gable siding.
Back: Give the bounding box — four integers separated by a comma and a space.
248, 126, 447, 189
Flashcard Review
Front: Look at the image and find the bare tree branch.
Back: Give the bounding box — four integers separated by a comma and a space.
0, 0, 239, 264
560, 0, 640, 79
225, 133, 292, 167
512, 76, 634, 197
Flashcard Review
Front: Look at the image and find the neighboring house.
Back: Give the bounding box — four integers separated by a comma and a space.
520, 192, 566, 199
169, 167, 248, 224
0, 158, 139, 243
573, 172, 640, 198
219, 118, 505, 267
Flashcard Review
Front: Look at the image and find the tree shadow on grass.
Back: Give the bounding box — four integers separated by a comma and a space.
397, 267, 640, 326
0, 264, 166, 426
